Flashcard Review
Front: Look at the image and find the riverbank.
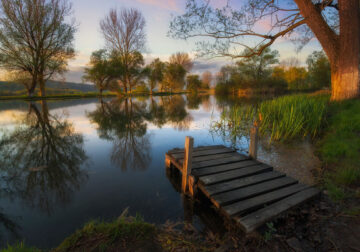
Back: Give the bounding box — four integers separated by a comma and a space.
0, 90, 213, 101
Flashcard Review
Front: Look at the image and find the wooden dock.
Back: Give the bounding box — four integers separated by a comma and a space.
165, 138, 320, 233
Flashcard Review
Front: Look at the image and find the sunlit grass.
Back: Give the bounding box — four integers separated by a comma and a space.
257, 94, 329, 142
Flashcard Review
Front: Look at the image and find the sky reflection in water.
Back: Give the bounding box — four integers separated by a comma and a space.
0, 95, 319, 249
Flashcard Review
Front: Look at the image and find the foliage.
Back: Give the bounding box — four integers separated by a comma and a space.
186, 74, 202, 92
169, 52, 193, 72
83, 50, 115, 94
0, 0, 76, 97
257, 94, 329, 142
317, 99, 360, 200
100, 7, 146, 93
161, 63, 187, 92
0, 242, 40, 252
55, 214, 155, 252
307, 51, 331, 89
148, 58, 166, 92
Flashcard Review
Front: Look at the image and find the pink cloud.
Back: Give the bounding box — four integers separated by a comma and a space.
135, 0, 180, 11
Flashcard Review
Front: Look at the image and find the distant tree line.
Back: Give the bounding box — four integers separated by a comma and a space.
215, 48, 331, 95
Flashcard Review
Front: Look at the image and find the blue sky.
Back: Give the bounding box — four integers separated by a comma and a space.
66, 0, 322, 83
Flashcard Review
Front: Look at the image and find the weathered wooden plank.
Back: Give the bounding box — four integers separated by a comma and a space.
182, 136, 194, 193
167, 145, 225, 155
212, 177, 298, 206
199, 164, 273, 186
179, 152, 240, 164
171, 147, 235, 159
238, 187, 320, 233
191, 154, 250, 169
192, 160, 261, 177
204, 171, 285, 196
223, 183, 309, 216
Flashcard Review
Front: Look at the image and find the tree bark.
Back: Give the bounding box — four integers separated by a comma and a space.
332, 0, 360, 100
38, 75, 46, 97
295, 0, 360, 100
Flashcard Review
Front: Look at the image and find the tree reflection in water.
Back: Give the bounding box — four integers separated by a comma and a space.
88, 98, 152, 171
0, 101, 88, 215
160, 96, 193, 131
88, 96, 193, 171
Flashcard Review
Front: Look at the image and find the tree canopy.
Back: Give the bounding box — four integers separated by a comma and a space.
0, 0, 76, 97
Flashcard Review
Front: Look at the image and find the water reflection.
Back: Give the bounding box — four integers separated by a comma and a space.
0, 101, 88, 214
88, 98, 151, 171
88, 96, 194, 171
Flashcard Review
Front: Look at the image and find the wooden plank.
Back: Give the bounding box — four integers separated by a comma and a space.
179, 152, 239, 164
191, 154, 250, 169
249, 124, 259, 159
182, 136, 194, 193
199, 164, 273, 186
204, 171, 285, 196
192, 160, 261, 177
167, 145, 225, 154
238, 187, 320, 233
171, 147, 235, 159
223, 183, 309, 216
212, 177, 298, 206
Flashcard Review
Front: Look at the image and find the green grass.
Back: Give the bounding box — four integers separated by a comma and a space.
0, 242, 41, 252
257, 94, 329, 142
317, 99, 360, 200
55, 214, 156, 251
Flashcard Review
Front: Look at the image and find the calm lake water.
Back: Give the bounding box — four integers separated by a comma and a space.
0, 95, 320, 249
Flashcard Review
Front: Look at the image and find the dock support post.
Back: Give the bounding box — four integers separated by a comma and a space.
249, 122, 259, 160
182, 136, 194, 194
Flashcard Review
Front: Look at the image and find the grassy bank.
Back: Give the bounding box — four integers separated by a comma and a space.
0, 90, 200, 101
215, 93, 359, 201
2, 214, 215, 252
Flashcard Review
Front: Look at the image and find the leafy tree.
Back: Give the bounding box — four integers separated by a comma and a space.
0, 0, 76, 97
100, 7, 146, 93
307, 51, 331, 89
186, 74, 202, 92
284, 67, 309, 90
83, 50, 114, 96
170, 0, 360, 100
148, 58, 165, 94
169, 52, 193, 72
236, 48, 279, 83
109, 51, 147, 94
161, 63, 187, 92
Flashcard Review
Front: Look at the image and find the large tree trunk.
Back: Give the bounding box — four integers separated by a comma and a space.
331, 0, 360, 100
295, 0, 360, 100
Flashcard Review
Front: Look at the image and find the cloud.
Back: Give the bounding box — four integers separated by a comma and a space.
135, 0, 180, 11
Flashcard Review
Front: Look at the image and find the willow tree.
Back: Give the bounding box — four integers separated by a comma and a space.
170, 0, 359, 100
0, 0, 76, 97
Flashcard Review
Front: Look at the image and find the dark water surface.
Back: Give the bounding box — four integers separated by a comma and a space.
0, 95, 320, 249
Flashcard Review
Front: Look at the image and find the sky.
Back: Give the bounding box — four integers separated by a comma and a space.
65, 0, 323, 83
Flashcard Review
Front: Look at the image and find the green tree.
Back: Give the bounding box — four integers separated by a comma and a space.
186, 74, 202, 92
161, 63, 187, 92
148, 58, 165, 94
0, 0, 76, 97
83, 50, 114, 96
100, 7, 146, 93
236, 48, 280, 84
307, 51, 331, 89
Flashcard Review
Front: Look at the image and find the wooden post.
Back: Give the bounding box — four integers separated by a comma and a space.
182, 136, 194, 193
249, 122, 259, 160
